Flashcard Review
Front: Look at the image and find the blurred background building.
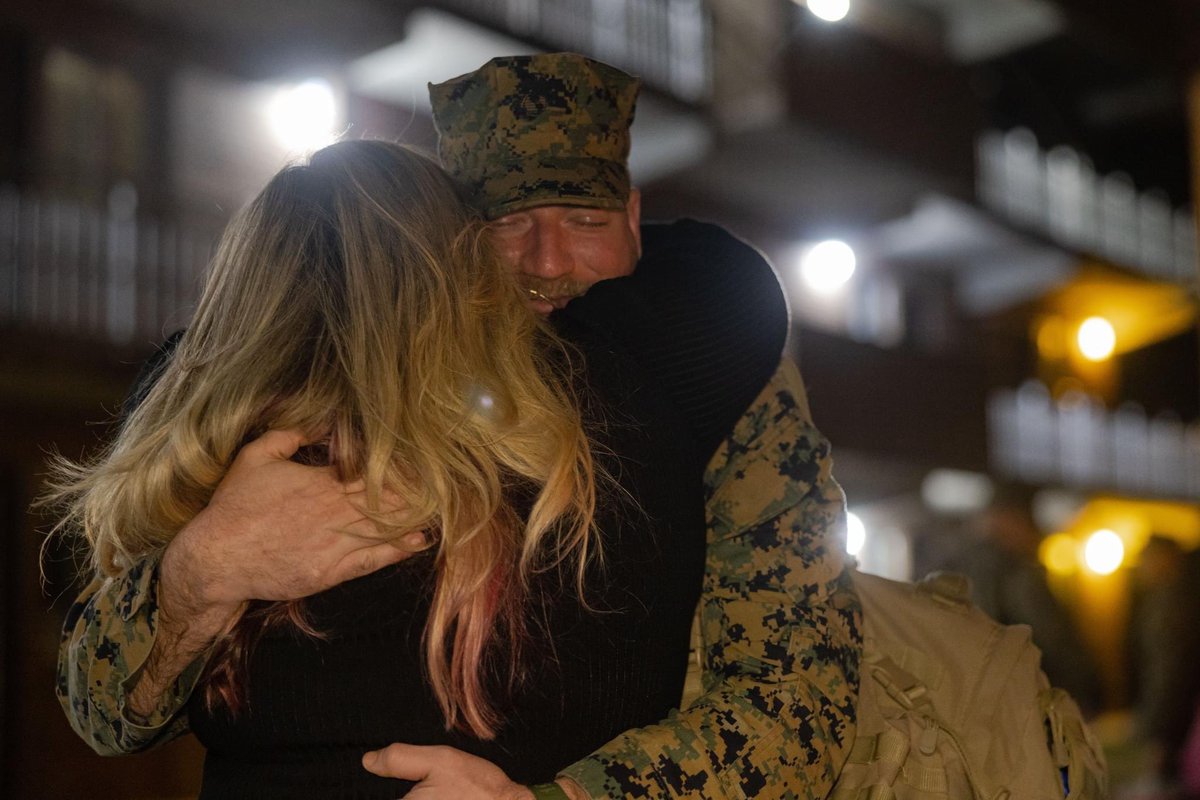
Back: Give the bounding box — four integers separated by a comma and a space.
2, 0, 1199, 797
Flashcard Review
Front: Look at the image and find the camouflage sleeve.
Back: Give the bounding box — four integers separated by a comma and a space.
560, 360, 863, 798
56, 553, 205, 754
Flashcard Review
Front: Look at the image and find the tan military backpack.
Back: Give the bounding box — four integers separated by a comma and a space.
830, 570, 1109, 799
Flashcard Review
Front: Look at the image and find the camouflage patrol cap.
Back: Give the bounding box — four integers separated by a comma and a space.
428, 53, 640, 219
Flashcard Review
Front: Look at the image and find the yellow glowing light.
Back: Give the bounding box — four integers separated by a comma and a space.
807, 0, 851, 22
1077, 316, 1116, 361
1040, 533, 1079, 576
1065, 497, 1200, 554
1044, 267, 1197, 358
845, 511, 866, 556
1083, 529, 1125, 575
1035, 316, 1068, 360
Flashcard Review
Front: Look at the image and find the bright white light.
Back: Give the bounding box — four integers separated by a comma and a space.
267, 80, 338, 153
1077, 316, 1116, 361
800, 239, 857, 294
1083, 529, 1124, 575
845, 512, 866, 556
921, 469, 993, 514
808, 0, 851, 23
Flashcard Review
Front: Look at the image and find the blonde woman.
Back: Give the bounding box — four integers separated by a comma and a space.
50, 139, 788, 798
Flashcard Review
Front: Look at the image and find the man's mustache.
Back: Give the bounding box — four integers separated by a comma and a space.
520, 278, 591, 301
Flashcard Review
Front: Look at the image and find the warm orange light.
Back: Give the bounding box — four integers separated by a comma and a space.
1044, 266, 1196, 358
1077, 316, 1116, 361
1035, 316, 1068, 360
1040, 533, 1079, 576
1066, 497, 1200, 553
1083, 529, 1125, 575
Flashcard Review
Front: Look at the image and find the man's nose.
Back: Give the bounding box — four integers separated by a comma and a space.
525, 225, 573, 279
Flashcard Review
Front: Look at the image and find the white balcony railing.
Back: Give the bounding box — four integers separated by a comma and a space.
988, 380, 1200, 500
0, 183, 218, 347
977, 128, 1199, 286
440, 0, 712, 103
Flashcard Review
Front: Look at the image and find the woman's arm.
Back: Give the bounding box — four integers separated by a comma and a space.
561, 219, 790, 458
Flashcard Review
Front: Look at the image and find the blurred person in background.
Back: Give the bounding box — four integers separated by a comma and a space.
941, 482, 1104, 715
1126, 535, 1200, 797
53, 54, 862, 799
1180, 703, 1200, 799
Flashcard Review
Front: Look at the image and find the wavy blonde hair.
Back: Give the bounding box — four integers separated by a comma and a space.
44, 140, 598, 738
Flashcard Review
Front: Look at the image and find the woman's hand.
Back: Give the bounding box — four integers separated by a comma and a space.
362, 744, 589, 799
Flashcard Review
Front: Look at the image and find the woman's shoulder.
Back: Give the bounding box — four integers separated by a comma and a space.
577, 218, 784, 322
558, 219, 788, 457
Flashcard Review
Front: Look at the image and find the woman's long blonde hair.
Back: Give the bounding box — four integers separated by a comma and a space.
44, 139, 597, 738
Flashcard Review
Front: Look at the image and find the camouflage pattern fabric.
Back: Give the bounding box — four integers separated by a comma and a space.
57, 554, 200, 752
429, 54, 639, 219
55, 361, 863, 798
561, 360, 863, 799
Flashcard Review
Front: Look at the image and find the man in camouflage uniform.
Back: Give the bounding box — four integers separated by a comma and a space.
57, 54, 861, 799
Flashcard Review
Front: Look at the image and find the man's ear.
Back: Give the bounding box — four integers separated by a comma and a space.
626, 187, 643, 258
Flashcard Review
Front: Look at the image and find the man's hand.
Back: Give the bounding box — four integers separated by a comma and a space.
125, 428, 420, 721
167, 428, 421, 612
362, 744, 589, 799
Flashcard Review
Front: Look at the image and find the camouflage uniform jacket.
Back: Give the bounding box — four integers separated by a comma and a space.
56, 359, 863, 798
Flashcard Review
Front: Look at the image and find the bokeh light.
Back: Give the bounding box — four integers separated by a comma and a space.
807, 0, 851, 23
800, 239, 856, 294
1039, 532, 1079, 576
1083, 528, 1125, 575
267, 80, 338, 153
1077, 316, 1116, 361
845, 511, 866, 556
1034, 315, 1068, 360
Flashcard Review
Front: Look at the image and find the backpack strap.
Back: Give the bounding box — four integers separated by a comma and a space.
870, 655, 936, 717
830, 729, 908, 800
831, 657, 955, 800
1040, 687, 1109, 799
847, 727, 910, 782
832, 727, 951, 799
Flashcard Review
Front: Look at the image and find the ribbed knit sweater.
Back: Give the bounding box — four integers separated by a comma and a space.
188, 220, 788, 798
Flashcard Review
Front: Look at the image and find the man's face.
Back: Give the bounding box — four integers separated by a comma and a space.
488, 190, 642, 315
